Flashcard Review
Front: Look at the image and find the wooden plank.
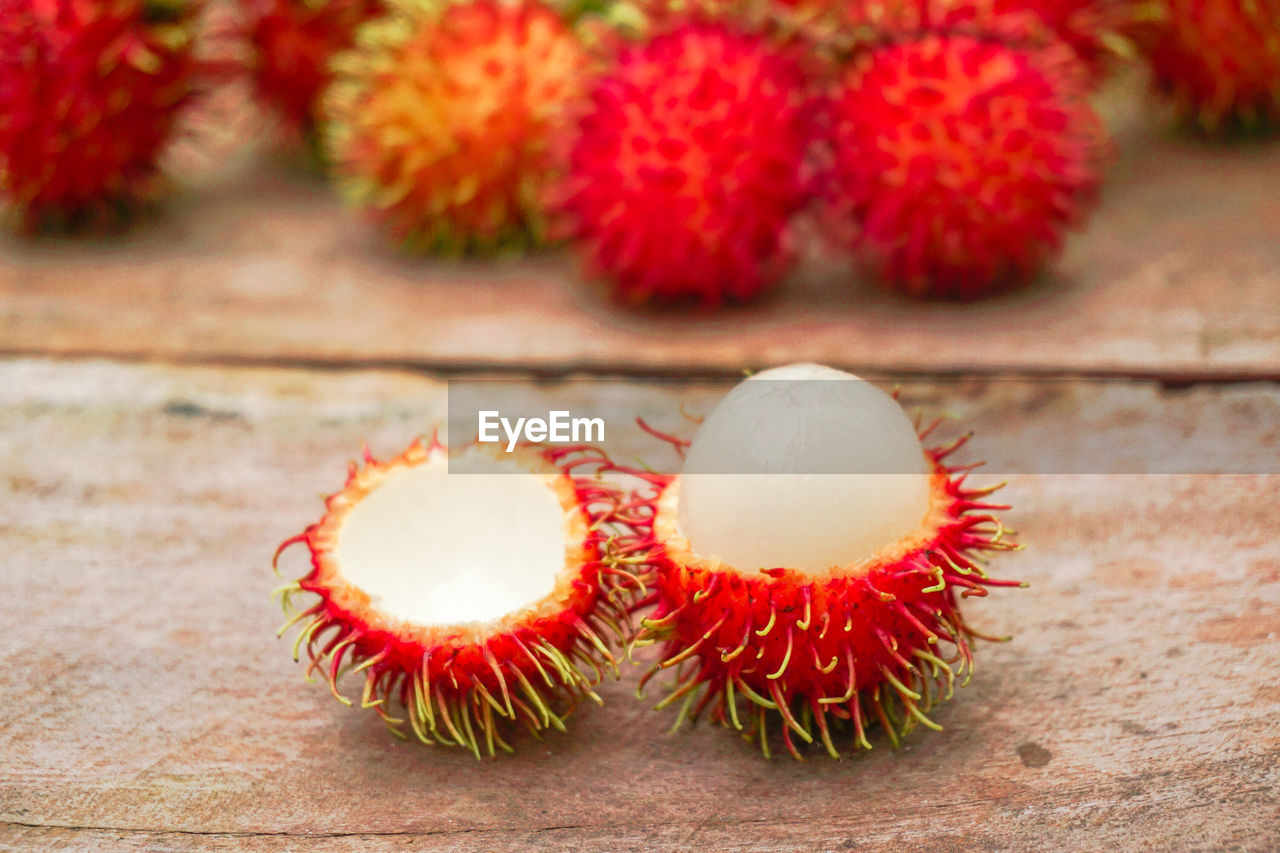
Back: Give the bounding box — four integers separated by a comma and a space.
1, 359, 1277, 851
2, 81, 1279, 378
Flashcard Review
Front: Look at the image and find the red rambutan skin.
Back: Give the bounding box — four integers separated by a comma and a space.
822, 34, 1105, 299
555, 21, 822, 306
0, 0, 201, 231
842, 0, 1127, 83
274, 437, 646, 757
633, 431, 1022, 758
239, 0, 383, 145
1145, 0, 1280, 131
324, 0, 585, 252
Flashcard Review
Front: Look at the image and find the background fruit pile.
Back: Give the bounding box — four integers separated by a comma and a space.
1, 0, 1277, 305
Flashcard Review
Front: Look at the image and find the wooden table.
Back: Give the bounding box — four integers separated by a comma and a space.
2, 80, 1279, 851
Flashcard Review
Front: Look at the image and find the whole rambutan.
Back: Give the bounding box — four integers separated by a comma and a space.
0, 0, 201, 232
823, 34, 1105, 299
631, 364, 1024, 759
555, 20, 821, 306
1145, 0, 1280, 131
324, 0, 586, 253
273, 436, 648, 756
238, 0, 384, 151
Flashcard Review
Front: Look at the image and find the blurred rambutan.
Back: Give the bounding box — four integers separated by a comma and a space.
0, 0, 202, 232
239, 0, 384, 152
843, 0, 1126, 83
1145, 0, 1280, 131
555, 21, 821, 307
823, 34, 1105, 299
324, 0, 585, 253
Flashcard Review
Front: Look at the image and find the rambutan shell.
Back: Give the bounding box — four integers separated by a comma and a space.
273, 437, 647, 757
633, 432, 1023, 759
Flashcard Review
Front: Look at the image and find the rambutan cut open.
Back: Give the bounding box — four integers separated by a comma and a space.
273, 436, 646, 757
631, 364, 1024, 759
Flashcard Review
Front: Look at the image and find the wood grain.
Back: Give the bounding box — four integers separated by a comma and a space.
1, 88, 1279, 379
1, 360, 1276, 851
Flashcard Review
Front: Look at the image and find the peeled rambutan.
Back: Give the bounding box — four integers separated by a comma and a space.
0, 0, 201, 232
273, 436, 648, 756
555, 20, 821, 306
323, 0, 585, 252
823, 34, 1105, 299
631, 363, 1023, 759
238, 0, 384, 150
1145, 0, 1280, 131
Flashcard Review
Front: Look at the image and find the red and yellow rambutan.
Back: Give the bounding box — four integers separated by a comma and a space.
273, 436, 649, 756
238, 0, 384, 149
630, 364, 1024, 758
323, 0, 586, 252
0, 0, 202, 232
554, 20, 822, 306
1144, 0, 1280, 131
822, 34, 1105, 298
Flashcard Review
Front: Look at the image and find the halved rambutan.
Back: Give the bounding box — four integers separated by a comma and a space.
554, 20, 821, 306
1144, 0, 1280, 132
273, 436, 647, 757
0, 0, 202, 232
631, 364, 1023, 758
822, 34, 1105, 298
323, 0, 586, 252
238, 0, 385, 151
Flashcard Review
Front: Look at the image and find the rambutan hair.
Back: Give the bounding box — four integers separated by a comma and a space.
0, 0, 202, 231
554, 19, 823, 306
822, 33, 1105, 298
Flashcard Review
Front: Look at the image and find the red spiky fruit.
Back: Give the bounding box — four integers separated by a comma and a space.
823, 34, 1105, 298
843, 0, 1126, 83
631, 364, 1023, 758
239, 0, 384, 149
555, 21, 821, 306
324, 0, 585, 252
1145, 0, 1280, 131
0, 0, 201, 232
273, 437, 646, 757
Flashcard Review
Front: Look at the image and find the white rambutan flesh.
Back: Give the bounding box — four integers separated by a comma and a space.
335, 449, 571, 625
678, 363, 933, 574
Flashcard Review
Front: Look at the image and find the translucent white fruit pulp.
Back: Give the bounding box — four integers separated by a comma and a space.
677, 363, 932, 574
335, 451, 570, 625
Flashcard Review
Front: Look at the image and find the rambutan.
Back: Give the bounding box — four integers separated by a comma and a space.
273, 436, 648, 756
1145, 0, 1280, 131
0, 0, 202, 232
323, 0, 586, 252
822, 34, 1105, 299
631, 364, 1023, 759
555, 20, 821, 306
238, 0, 384, 151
